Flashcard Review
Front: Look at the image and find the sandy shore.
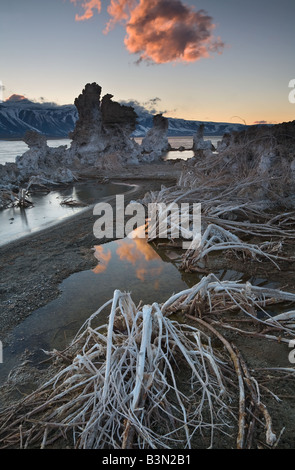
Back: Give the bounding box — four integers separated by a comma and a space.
0, 173, 176, 346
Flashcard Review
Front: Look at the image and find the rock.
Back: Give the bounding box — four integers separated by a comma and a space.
193, 124, 214, 154
98, 153, 123, 171
51, 168, 77, 184
23, 130, 47, 150
69, 84, 103, 145
140, 114, 170, 161
101, 93, 140, 165
68, 83, 140, 166
0, 82, 170, 194
0, 188, 17, 210
16, 131, 69, 182
13, 82, 137, 180
101, 93, 137, 134
0, 162, 20, 187
68, 83, 105, 164
258, 152, 278, 175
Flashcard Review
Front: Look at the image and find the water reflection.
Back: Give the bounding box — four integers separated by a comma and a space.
19, 207, 29, 227
0, 181, 131, 247
0, 229, 189, 385
93, 246, 112, 274
94, 227, 165, 286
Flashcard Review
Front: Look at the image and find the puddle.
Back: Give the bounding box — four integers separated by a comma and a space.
0, 181, 132, 247
0, 228, 191, 384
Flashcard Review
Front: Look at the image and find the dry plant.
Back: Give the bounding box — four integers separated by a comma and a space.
140, 130, 295, 272
162, 273, 295, 342
0, 188, 17, 209
141, 180, 295, 274
161, 273, 295, 449
1, 275, 291, 450
60, 197, 87, 207
181, 223, 286, 272
0, 290, 234, 450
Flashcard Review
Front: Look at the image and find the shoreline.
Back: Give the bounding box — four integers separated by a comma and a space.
0, 176, 175, 346
0, 180, 138, 250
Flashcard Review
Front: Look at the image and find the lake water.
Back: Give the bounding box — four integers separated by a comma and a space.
0, 139, 72, 165
0, 136, 222, 246
0, 136, 223, 166
0, 181, 133, 247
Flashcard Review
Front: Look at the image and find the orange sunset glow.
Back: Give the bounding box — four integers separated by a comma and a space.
92, 245, 112, 274
2, 0, 294, 130
92, 235, 164, 283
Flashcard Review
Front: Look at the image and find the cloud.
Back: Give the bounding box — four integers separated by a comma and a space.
5, 94, 27, 102
69, 0, 225, 64
116, 237, 159, 265
104, 0, 137, 33
116, 236, 162, 282
253, 120, 269, 125
92, 245, 112, 274
119, 97, 166, 117
70, 0, 102, 21
122, 0, 225, 64
3, 95, 72, 109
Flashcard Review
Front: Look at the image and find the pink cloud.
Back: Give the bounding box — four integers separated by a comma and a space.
122, 0, 225, 64
104, 0, 137, 33
69, 0, 225, 63
5, 94, 27, 102
70, 0, 102, 21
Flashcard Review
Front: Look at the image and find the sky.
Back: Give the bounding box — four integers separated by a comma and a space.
0, 0, 295, 125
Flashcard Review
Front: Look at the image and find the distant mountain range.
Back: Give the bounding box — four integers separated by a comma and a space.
0, 98, 78, 139
134, 115, 247, 137
0, 97, 248, 140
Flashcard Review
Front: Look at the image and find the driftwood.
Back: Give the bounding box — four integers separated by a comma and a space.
181, 223, 286, 272
0, 189, 18, 209
17, 188, 33, 208
60, 197, 87, 208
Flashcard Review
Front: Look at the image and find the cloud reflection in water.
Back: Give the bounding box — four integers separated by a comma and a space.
93, 226, 164, 286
